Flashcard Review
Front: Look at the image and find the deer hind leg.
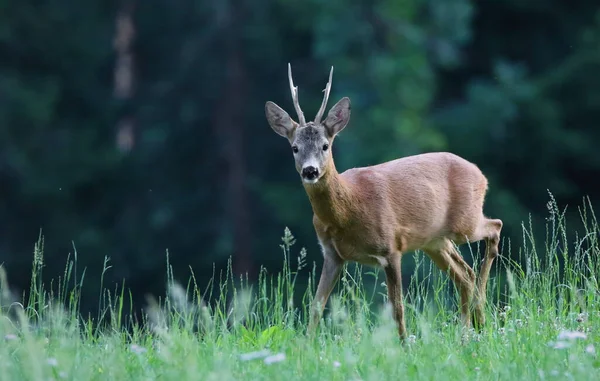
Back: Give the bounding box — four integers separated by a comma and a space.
425, 239, 476, 328
471, 218, 503, 329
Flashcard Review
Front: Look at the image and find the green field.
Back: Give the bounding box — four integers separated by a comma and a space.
1, 199, 598, 381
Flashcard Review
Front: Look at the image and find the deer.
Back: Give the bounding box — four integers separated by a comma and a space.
264, 64, 503, 339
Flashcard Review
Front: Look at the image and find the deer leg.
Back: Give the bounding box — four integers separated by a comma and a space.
383, 254, 406, 340
426, 240, 476, 328
308, 247, 343, 335
471, 218, 502, 329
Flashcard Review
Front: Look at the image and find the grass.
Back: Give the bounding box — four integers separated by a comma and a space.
0, 196, 599, 380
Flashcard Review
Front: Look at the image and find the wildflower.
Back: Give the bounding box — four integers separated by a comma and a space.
576, 313, 587, 323
356, 328, 363, 340
264, 353, 286, 365
585, 344, 596, 355
46, 358, 58, 367
240, 350, 271, 361
474, 367, 480, 372
167, 282, 189, 311
538, 370, 545, 379
333, 361, 341, 368
129, 344, 147, 354
4, 334, 17, 341
557, 330, 587, 341
550, 341, 571, 349
408, 335, 416, 344
498, 328, 505, 335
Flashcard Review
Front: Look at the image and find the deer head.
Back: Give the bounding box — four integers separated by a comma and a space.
265, 64, 351, 184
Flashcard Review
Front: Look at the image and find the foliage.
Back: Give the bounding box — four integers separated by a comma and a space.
0, 200, 599, 379
0, 0, 598, 314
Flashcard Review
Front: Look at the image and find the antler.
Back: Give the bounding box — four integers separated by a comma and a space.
288, 63, 306, 126
314, 66, 333, 124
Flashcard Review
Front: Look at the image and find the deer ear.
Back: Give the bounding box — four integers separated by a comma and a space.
265, 101, 297, 140
323, 97, 351, 137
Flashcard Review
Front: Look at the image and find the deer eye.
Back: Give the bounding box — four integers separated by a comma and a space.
322, 143, 329, 151
292, 146, 299, 154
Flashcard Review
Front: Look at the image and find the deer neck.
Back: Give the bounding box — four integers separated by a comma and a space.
303, 161, 354, 227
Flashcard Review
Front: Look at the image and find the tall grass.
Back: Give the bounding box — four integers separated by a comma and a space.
0, 196, 598, 380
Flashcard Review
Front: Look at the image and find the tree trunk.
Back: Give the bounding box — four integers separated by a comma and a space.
213, 0, 253, 278
114, 0, 136, 153
112, 0, 137, 283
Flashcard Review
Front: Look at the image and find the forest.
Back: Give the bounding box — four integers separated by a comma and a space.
0, 0, 599, 316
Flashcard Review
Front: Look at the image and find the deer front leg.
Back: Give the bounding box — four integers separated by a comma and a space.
384, 254, 407, 340
308, 244, 343, 335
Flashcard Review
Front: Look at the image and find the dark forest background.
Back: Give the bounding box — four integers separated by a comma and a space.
0, 0, 599, 316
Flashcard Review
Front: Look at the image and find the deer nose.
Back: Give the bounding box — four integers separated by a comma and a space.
302, 166, 319, 180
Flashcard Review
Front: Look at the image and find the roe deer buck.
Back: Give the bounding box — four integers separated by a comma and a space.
265, 64, 503, 339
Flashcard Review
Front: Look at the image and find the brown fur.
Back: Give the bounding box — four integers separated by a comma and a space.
306, 152, 502, 338
265, 65, 502, 340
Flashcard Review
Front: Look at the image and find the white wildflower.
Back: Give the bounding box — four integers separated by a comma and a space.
4, 334, 17, 341
333, 360, 341, 368
240, 349, 271, 361
264, 353, 286, 365
408, 335, 416, 344
557, 330, 587, 341
538, 370, 545, 379
585, 344, 596, 355
550, 341, 571, 349
46, 358, 58, 367
130, 344, 147, 354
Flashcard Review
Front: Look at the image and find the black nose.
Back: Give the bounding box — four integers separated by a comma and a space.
302, 166, 319, 180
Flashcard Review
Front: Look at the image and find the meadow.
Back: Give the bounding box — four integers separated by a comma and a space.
0, 197, 598, 381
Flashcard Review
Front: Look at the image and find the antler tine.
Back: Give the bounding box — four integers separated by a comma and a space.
314, 66, 334, 124
288, 63, 306, 126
